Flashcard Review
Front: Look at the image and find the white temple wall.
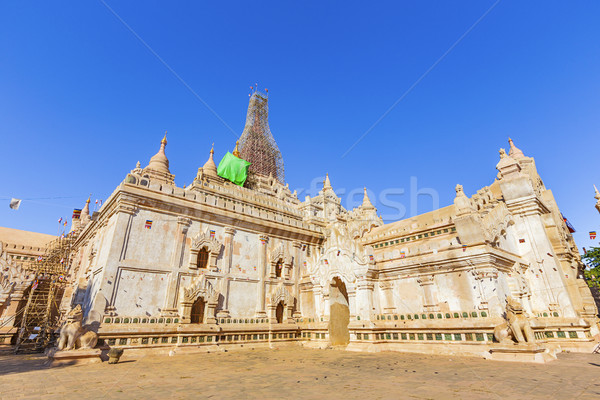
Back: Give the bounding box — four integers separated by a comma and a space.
125, 209, 178, 266
392, 278, 423, 314
229, 230, 260, 280
433, 272, 476, 313
516, 212, 576, 315
227, 279, 258, 317
112, 268, 170, 316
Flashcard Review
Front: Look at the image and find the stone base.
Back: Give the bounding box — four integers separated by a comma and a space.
486, 343, 557, 363
255, 311, 268, 319
47, 348, 103, 366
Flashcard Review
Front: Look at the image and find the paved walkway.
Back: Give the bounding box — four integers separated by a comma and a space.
1, 346, 600, 399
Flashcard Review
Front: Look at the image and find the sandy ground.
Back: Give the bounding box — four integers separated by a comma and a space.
1, 346, 600, 399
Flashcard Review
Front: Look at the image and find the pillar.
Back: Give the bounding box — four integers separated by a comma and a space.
379, 281, 397, 314
355, 276, 373, 321
347, 284, 357, 321
217, 227, 235, 318
292, 242, 303, 317
417, 275, 439, 312
161, 217, 190, 316
255, 235, 268, 318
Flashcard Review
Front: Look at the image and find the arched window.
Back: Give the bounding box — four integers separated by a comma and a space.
191, 298, 206, 324
197, 248, 209, 269
275, 260, 283, 278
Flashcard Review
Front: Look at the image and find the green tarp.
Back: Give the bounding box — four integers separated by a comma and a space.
217, 152, 251, 186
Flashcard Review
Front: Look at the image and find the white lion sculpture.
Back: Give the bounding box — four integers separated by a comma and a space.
57, 304, 98, 350
493, 296, 536, 344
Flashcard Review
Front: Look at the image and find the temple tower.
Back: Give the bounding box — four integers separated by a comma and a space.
238, 90, 285, 183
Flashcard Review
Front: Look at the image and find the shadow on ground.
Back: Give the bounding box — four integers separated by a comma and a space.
0, 347, 75, 376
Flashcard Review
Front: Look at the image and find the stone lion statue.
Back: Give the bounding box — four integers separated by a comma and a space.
493, 296, 535, 344
57, 305, 98, 350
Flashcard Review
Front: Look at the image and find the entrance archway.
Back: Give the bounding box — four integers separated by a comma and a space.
190, 298, 206, 323
329, 277, 350, 346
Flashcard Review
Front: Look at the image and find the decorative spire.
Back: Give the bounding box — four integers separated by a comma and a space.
454, 184, 475, 216
496, 148, 521, 180
508, 137, 525, 158
232, 141, 241, 158
361, 187, 375, 210
146, 133, 170, 174
202, 143, 218, 177
323, 173, 332, 190
81, 196, 91, 222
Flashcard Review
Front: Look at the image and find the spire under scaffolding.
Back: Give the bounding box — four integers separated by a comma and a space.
238, 89, 285, 183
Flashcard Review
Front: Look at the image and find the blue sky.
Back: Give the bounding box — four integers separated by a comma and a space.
1, 1, 599, 251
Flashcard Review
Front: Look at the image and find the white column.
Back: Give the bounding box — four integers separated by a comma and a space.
217, 227, 235, 318
162, 217, 190, 315
255, 235, 268, 318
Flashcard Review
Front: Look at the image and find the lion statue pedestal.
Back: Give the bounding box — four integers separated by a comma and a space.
487, 297, 557, 363
48, 305, 102, 365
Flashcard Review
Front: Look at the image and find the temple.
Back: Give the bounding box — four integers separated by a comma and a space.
1, 90, 598, 361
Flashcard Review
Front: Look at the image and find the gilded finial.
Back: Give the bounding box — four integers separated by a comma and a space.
232, 140, 240, 157
161, 131, 167, 145
210, 142, 214, 154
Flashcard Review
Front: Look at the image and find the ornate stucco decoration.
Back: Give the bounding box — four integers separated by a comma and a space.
189, 230, 223, 271
268, 282, 294, 307
470, 267, 499, 281
347, 189, 383, 240
180, 274, 220, 324
454, 184, 476, 217
268, 243, 293, 279
308, 219, 373, 289
481, 202, 514, 244
0, 242, 35, 309
267, 283, 295, 323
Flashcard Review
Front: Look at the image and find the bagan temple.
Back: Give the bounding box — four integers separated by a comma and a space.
2, 89, 598, 363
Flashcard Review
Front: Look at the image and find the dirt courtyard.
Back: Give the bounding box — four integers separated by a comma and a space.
1, 346, 600, 399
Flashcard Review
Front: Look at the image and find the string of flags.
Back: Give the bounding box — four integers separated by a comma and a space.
210, 230, 216, 238
590, 231, 597, 240
145, 220, 153, 229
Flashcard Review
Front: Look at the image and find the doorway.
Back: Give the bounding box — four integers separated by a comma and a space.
329, 277, 350, 346
275, 301, 284, 323
190, 298, 206, 323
